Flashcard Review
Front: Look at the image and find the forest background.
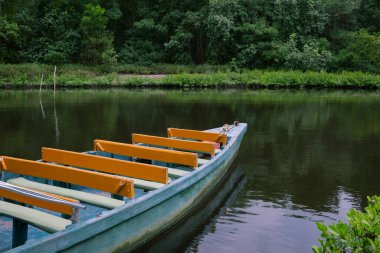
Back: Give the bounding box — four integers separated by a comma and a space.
0, 0, 379, 75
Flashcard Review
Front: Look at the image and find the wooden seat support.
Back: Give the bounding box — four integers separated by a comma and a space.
0, 156, 134, 198
42, 148, 169, 184
167, 128, 227, 146
94, 139, 198, 168
132, 134, 216, 156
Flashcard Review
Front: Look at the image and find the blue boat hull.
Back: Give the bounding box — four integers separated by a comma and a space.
10, 124, 247, 253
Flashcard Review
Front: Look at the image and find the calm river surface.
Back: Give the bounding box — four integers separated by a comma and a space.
0, 89, 379, 253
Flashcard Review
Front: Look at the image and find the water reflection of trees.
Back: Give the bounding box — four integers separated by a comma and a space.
0, 90, 378, 212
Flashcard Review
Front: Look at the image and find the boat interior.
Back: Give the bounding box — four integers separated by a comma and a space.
0, 127, 228, 250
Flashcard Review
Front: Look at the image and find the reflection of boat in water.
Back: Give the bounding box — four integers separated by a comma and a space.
0, 123, 247, 253
136, 160, 246, 253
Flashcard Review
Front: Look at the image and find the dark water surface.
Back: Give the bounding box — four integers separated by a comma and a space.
0, 89, 379, 253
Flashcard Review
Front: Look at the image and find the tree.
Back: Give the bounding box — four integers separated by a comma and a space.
236, 19, 281, 68
206, 0, 248, 64
0, 16, 21, 63
335, 29, 380, 73
273, 0, 329, 38
165, 28, 193, 64
324, 0, 360, 36
80, 3, 116, 65
33, 9, 80, 64
120, 18, 166, 65
358, 0, 380, 32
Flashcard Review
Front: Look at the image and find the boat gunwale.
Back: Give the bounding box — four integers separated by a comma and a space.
7, 123, 247, 253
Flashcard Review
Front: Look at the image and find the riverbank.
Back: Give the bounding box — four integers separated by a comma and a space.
0, 64, 379, 89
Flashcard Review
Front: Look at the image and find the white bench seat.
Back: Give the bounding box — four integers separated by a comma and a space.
130, 178, 165, 190
0, 200, 71, 233
7, 177, 125, 209
168, 168, 191, 178
198, 158, 210, 166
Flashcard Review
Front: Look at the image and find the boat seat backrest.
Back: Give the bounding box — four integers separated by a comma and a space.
0, 156, 134, 198
132, 134, 216, 156
167, 128, 227, 146
42, 148, 169, 184
94, 139, 198, 168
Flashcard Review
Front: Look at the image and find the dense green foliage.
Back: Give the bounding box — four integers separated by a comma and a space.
0, 0, 379, 73
313, 196, 380, 253
0, 64, 379, 88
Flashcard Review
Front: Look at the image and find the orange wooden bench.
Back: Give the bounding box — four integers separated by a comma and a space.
132, 133, 216, 156
167, 128, 227, 146
42, 147, 169, 184
94, 139, 198, 168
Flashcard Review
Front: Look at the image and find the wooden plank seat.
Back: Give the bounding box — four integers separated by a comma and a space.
132, 134, 217, 156
94, 139, 199, 168
41, 148, 169, 190
167, 128, 227, 146
0, 200, 72, 233
7, 177, 125, 209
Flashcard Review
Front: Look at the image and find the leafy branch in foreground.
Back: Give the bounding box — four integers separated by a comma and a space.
313, 196, 380, 253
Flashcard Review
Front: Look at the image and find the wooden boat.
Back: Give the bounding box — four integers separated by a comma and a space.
0, 122, 247, 253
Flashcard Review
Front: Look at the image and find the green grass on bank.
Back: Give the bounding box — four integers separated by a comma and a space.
0, 64, 379, 89
0, 63, 232, 77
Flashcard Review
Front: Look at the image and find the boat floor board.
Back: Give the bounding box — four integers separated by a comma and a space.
0, 200, 71, 233
7, 178, 125, 210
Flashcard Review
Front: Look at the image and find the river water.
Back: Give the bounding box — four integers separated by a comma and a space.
0, 89, 379, 252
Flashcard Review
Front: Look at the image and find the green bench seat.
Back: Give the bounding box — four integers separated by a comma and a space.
0, 200, 71, 233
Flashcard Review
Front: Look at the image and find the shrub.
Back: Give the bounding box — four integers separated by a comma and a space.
120, 40, 162, 66
281, 34, 333, 71
43, 51, 69, 65
313, 196, 380, 253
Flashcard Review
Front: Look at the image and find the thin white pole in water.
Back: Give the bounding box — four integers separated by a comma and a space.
52, 66, 59, 142
39, 74, 46, 119
39, 73, 44, 93
53, 65, 56, 92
